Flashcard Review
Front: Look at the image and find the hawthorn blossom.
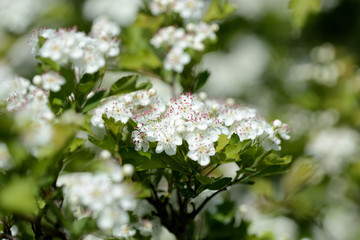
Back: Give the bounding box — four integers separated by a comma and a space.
90, 89, 166, 128
32, 24, 120, 75
173, 0, 204, 19
113, 224, 136, 239
151, 23, 218, 72
149, 0, 204, 20
149, 0, 175, 15
186, 134, 215, 166
91, 91, 290, 166
305, 127, 360, 174
153, 125, 183, 155
33, 71, 66, 92
2, 75, 55, 156
90, 16, 120, 40
164, 47, 191, 72
57, 161, 136, 236
0, 0, 55, 34
132, 129, 150, 152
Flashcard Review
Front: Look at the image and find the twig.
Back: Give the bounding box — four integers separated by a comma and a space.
190, 187, 227, 218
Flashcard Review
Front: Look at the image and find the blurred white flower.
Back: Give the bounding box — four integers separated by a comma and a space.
231, 0, 290, 20
151, 23, 218, 72
91, 16, 121, 40
0, 0, 47, 34
33, 26, 120, 75
83, 0, 141, 26
306, 127, 360, 174
202, 35, 270, 97
33, 71, 66, 92
164, 47, 191, 72
57, 163, 136, 236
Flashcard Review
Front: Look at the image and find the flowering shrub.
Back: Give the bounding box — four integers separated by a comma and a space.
0, 1, 294, 240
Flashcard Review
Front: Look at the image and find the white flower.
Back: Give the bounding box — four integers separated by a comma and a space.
94, 92, 290, 166
113, 224, 136, 238
186, 134, 215, 166
4, 76, 55, 156
83, 0, 141, 26
122, 164, 135, 177
154, 125, 183, 155
173, 0, 204, 19
132, 129, 150, 152
105, 100, 133, 124
149, 0, 175, 15
33, 71, 66, 92
34, 26, 120, 75
305, 127, 360, 173
57, 163, 137, 232
91, 16, 120, 40
0, 0, 50, 34
151, 23, 218, 73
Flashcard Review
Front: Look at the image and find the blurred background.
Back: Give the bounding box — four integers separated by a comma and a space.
1, 0, 360, 239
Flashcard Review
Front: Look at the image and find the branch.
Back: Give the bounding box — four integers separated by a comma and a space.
190, 187, 227, 218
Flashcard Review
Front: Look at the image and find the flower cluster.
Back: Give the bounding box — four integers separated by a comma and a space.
57, 157, 137, 238
91, 91, 290, 166
0, 0, 48, 34
287, 44, 342, 87
90, 16, 121, 41
305, 127, 360, 174
91, 88, 165, 128
151, 23, 218, 72
32, 71, 66, 92
31, 18, 120, 75
149, 0, 205, 20
2, 72, 55, 155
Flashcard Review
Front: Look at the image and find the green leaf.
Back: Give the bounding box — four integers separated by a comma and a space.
224, 144, 242, 161
0, 177, 37, 214
81, 89, 108, 113
133, 13, 165, 31
203, 0, 237, 22
264, 154, 292, 166
120, 148, 167, 171
109, 75, 151, 96
196, 173, 216, 185
178, 187, 196, 198
132, 182, 152, 198
59, 67, 76, 96
215, 135, 230, 152
119, 51, 162, 70
68, 138, 86, 153
88, 134, 116, 153
62, 149, 98, 172
102, 115, 124, 136
35, 56, 60, 71
78, 72, 99, 94
76, 72, 100, 107
204, 177, 232, 190
229, 134, 240, 145
70, 217, 97, 238
288, 0, 321, 29
194, 70, 210, 92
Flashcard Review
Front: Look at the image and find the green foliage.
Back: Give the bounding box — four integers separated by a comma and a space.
109, 75, 152, 96
203, 0, 237, 22
288, 0, 321, 29
119, 50, 162, 70
0, 177, 38, 215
